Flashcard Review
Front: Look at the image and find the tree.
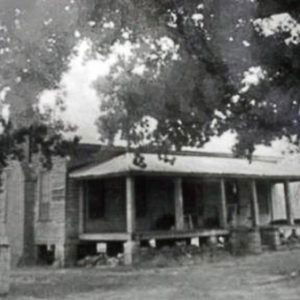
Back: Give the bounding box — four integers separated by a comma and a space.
90, 0, 300, 158
0, 0, 80, 122
2, 0, 300, 166
0, 0, 84, 167
91, 0, 258, 155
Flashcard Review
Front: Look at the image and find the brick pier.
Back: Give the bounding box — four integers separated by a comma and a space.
0, 236, 10, 296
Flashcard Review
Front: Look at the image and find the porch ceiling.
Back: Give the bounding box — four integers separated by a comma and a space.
69, 152, 300, 181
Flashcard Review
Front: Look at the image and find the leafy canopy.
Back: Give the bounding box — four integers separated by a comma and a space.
1, 0, 300, 165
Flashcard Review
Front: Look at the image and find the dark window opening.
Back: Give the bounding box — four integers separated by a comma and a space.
135, 177, 147, 218
85, 180, 106, 219
257, 182, 270, 214
183, 181, 199, 215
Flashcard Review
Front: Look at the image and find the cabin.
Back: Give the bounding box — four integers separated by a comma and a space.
2, 144, 300, 267
70, 151, 300, 263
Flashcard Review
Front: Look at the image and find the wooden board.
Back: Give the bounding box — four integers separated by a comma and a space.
135, 229, 229, 240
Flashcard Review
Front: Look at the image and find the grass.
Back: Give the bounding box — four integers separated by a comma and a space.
7, 249, 300, 300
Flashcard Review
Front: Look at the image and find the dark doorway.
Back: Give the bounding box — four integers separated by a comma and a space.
225, 180, 239, 224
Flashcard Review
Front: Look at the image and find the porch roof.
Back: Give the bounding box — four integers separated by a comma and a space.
69, 152, 300, 181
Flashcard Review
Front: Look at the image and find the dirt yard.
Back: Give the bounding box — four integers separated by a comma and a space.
7, 249, 300, 300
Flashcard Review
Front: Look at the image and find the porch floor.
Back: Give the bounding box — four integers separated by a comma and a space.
79, 233, 130, 241
135, 229, 229, 240
79, 229, 229, 242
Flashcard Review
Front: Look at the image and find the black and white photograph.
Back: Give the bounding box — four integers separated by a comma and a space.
1, 1, 300, 299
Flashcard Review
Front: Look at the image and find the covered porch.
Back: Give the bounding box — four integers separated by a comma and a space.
70, 152, 300, 263
76, 176, 231, 254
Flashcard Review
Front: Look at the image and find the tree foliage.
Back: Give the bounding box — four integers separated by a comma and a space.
1, 0, 300, 165
91, 0, 259, 154
0, 0, 81, 167
91, 0, 300, 157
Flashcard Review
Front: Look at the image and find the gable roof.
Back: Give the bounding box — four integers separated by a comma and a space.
69, 152, 300, 181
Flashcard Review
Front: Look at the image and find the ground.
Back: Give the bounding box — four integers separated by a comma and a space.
7, 249, 300, 300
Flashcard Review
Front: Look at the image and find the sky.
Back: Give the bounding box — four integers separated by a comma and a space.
40, 41, 105, 142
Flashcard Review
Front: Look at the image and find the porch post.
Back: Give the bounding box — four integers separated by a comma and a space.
268, 182, 275, 222
219, 178, 228, 228
126, 176, 136, 235
174, 178, 184, 230
251, 179, 260, 227
78, 182, 84, 235
284, 180, 294, 225
124, 176, 137, 265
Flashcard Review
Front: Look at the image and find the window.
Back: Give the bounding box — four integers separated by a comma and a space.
257, 182, 270, 214
135, 177, 147, 218
183, 180, 198, 215
86, 180, 106, 219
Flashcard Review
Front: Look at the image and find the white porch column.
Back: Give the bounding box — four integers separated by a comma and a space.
78, 182, 84, 235
284, 180, 294, 226
251, 179, 260, 227
268, 182, 275, 222
126, 176, 136, 235
174, 178, 184, 230
124, 176, 137, 265
219, 178, 228, 228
